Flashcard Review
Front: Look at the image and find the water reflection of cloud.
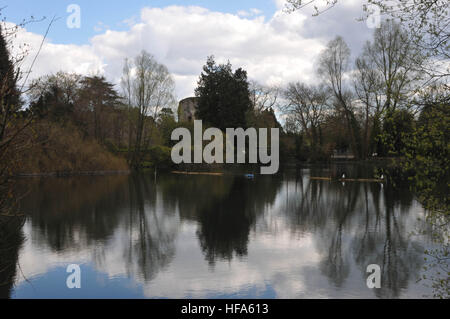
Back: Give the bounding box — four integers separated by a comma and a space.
16, 217, 322, 298
12, 172, 434, 299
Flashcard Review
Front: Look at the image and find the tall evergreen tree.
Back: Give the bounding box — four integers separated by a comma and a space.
0, 24, 20, 140
78, 76, 120, 141
195, 56, 251, 130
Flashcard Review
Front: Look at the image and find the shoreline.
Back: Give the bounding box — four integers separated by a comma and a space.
15, 170, 131, 178
12, 158, 401, 179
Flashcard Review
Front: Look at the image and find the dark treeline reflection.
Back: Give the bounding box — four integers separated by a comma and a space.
14, 174, 282, 280
20, 176, 130, 251
2, 169, 432, 298
151, 174, 282, 265
18, 174, 179, 282
0, 217, 25, 299
279, 170, 430, 298
196, 176, 280, 265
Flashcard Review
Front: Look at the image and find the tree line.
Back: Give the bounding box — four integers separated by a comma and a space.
1, 19, 448, 174
284, 0, 448, 298
0, 2, 448, 297
0, 6, 448, 181
283, 20, 432, 160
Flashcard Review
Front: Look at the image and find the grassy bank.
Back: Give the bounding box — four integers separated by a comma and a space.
16, 121, 129, 175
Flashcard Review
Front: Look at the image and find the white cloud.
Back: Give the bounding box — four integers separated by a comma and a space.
272, 0, 373, 57
91, 5, 326, 99
10, 2, 370, 101
5, 22, 105, 89
93, 21, 110, 33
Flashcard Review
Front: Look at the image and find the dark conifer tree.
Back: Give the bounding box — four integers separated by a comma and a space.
195, 56, 251, 130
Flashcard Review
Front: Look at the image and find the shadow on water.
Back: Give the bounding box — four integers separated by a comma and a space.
0, 216, 25, 299
1, 165, 436, 298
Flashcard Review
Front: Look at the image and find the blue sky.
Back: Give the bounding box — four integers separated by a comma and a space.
4, 0, 278, 45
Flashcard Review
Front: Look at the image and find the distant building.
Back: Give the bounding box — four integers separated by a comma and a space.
178, 97, 198, 123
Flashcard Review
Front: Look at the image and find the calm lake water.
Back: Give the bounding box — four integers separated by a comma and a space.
1, 164, 437, 298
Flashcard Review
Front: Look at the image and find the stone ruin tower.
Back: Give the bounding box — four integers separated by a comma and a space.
178, 97, 198, 123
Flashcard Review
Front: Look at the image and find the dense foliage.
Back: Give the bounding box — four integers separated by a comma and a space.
195, 56, 252, 130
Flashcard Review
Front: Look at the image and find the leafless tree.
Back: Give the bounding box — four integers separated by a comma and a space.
121, 58, 134, 163
285, 0, 449, 82
284, 0, 338, 16
284, 82, 329, 147
28, 72, 82, 106
121, 51, 175, 168
318, 36, 362, 158
249, 80, 279, 113
354, 20, 423, 156
356, 20, 422, 111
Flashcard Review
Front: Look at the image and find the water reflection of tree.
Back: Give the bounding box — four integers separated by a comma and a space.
198, 176, 281, 265
352, 183, 423, 298
19, 176, 130, 251
0, 216, 25, 299
122, 175, 178, 282
319, 182, 359, 288
17, 174, 179, 285
6, 173, 282, 295
281, 173, 425, 297
158, 174, 282, 266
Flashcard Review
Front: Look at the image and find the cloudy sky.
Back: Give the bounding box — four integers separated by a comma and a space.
4, 0, 374, 100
